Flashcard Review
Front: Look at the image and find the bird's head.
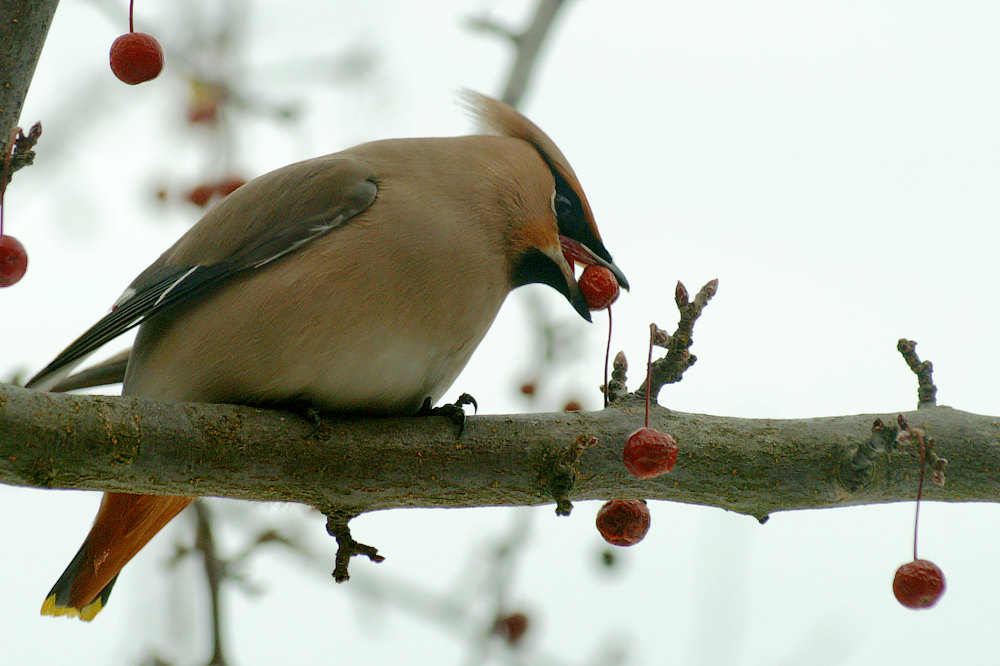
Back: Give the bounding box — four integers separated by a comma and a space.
467, 92, 629, 323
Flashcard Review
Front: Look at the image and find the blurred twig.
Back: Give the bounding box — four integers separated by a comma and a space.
468, 0, 571, 107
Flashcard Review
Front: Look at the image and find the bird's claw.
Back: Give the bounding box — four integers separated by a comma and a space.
283, 400, 325, 438
417, 392, 478, 437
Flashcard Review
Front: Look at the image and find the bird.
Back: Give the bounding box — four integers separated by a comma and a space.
27, 92, 628, 621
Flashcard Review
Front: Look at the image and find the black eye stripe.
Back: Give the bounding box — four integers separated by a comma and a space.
551, 170, 614, 265
554, 194, 574, 219
552, 175, 588, 238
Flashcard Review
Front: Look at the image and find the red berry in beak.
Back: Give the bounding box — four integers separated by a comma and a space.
578, 264, 620, 311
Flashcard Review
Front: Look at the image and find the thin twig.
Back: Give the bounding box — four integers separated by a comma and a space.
2, 122, 42, 185
639, 278, 719, 403
325, 512, 385, 582
605, 351, 629, 404
897, 339, 938, 409
191, 501, 229, 666
468, 0, 571, 108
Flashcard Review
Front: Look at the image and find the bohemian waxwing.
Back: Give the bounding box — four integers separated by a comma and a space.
28, 93, 628, 621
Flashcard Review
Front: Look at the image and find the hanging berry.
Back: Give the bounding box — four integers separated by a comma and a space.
623, 324, 679, 478
596, 499, 651, 546
893, 559, 945, 609
891, 416, 946, 609
109, 0, 163, 85
0, 236, 28, 287
0, 128, 29, 288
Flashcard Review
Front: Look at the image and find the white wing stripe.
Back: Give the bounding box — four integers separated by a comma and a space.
251, 214, 348, 269
153, 265, 202, 307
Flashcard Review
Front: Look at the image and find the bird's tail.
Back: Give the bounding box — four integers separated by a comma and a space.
40, 544, 119, 621
40, 493, 194, 621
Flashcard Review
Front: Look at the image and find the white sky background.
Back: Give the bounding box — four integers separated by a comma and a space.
2, 0, 999, 664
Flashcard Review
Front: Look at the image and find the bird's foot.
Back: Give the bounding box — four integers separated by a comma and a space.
416, 392, 478, 437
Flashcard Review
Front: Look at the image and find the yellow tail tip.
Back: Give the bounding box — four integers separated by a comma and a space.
40, 594, 103, 622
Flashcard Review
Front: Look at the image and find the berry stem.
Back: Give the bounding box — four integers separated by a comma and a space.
644, 323, 654, 428
602, 308, 612, 408
913, 431, 927, 561
128, 0, 135, 33
0, 127, 20, 236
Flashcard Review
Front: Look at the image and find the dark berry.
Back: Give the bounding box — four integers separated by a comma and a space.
0, 235, 28, 287
216, 176, 246, 197
493, 612, 529, 646
893, 559, 945, 609
187, 184, 215, 207
595, 499, 650, 546
623, 427, 678, 479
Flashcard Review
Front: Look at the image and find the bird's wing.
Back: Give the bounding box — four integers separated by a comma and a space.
26, 155, 378, 390
45, 348, 131, 392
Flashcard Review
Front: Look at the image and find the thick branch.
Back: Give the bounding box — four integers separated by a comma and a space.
0, 0, 59, 166
2, 384, 999, 521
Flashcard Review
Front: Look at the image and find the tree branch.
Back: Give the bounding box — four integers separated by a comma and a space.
191, 500, 229, 666
469, 0, 570, 108
897, 338, 938, 409
0, 0, 59, 170
2, 383, 998, 523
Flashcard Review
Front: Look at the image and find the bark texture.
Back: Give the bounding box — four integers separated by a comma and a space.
2, 383, 997, 521
0, 0, 59, 159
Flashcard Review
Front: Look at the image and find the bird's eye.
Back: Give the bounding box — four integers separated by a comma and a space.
553, 193, 574, 220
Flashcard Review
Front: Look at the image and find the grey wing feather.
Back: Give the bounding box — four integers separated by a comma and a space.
45, 349, 132, 392
26, 156, 378, 390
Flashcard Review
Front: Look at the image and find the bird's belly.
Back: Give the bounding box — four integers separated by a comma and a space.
296, 337, 473, 415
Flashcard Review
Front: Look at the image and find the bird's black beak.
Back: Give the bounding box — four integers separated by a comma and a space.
510, 240, 627, 324
567, 282, 593, 322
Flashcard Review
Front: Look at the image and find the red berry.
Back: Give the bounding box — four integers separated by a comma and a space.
519, 382, 536, 396
624, 427, 678, 479
562, 400, 582, 412
595, 499, 650, 546
893, 559, 945, 609
578, 264, 620, 311
216, 177, 247, 197
109, 33, 164, 85
0, 235, 28, 287
492, 612, 529, 646
187, 184, 215, 207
